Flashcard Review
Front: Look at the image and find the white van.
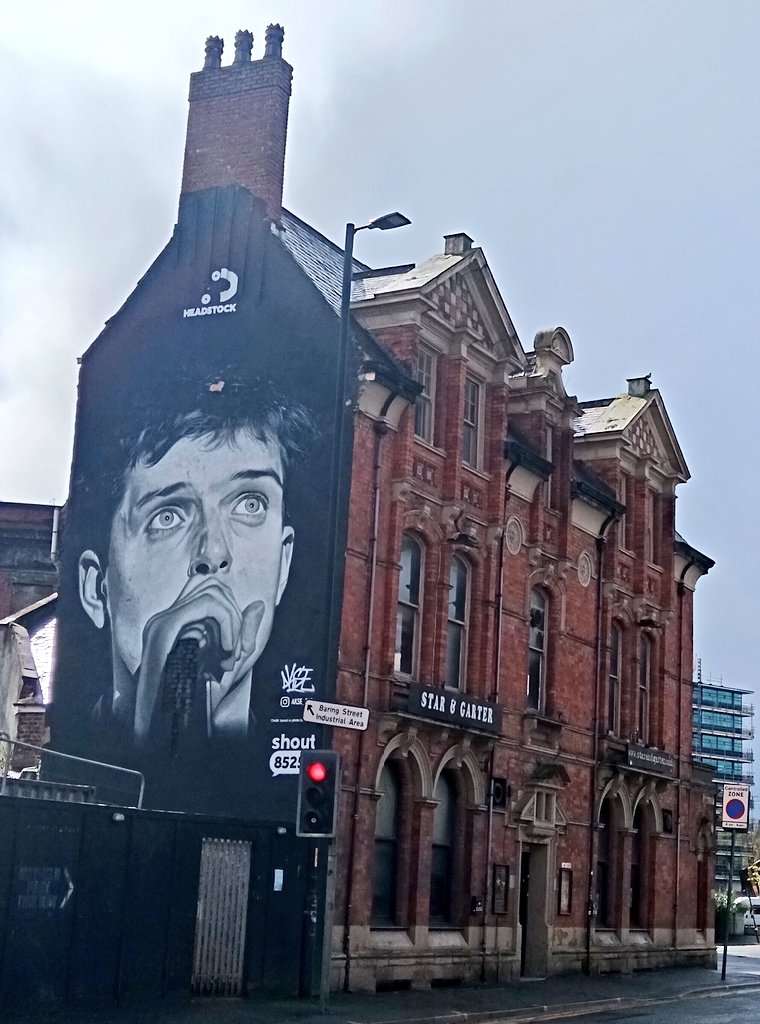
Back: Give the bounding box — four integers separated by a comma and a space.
743, 897, 760, 933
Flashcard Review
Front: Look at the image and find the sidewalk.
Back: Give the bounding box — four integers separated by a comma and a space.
4, 948, 760, 1024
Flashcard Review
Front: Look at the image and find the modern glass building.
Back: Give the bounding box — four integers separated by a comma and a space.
692, 674, 754, 887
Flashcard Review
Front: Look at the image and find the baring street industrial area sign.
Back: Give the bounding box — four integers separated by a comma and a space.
303, 700, 369, 731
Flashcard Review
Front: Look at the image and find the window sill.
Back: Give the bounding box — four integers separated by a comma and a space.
524, 709, 564, 730
412, 436, 446, 459
461, 462, 491, 482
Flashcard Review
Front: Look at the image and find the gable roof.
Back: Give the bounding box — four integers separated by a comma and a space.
351, 243, 527, 371
575, 388, 690, 482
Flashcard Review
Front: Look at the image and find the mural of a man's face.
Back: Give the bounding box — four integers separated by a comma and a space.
78, 429, 294, 741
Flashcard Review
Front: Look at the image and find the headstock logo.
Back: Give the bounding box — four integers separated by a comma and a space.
183, 268, 239, 318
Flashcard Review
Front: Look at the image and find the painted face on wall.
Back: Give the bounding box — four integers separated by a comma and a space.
79, 429, 294, 742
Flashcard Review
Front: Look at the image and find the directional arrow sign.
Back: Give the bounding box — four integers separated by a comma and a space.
303, 700, 369, 731
16, 865, 75, 911
722, 783, 750, 830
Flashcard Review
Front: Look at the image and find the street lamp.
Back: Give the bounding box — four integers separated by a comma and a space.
326, 208, 411, 695
334, 209, 411, 469
324, 209, 410, 1001
334, 209, 411, 471
338, 212, 412, 345
331, 209, 411, 562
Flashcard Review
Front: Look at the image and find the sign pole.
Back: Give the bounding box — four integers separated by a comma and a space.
721, 828, 737, 981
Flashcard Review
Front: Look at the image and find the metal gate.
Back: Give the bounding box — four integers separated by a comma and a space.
191, 838, 252, 996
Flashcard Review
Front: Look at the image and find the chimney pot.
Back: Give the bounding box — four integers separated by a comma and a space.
627, 374, 652, 398
265, 23, 284, 58
203, 35, 224, 70
444, 232, 474, 256
234, 30, 253, 63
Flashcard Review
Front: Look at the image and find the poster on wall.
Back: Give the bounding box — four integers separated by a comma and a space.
50, 187, 353, 819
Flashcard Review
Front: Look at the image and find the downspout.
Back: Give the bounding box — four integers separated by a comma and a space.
342, 415, 388, 991
50, 507, 60, 563
673, 556, 695, 950
481, 461, 518, 978
584, 510, 618, 976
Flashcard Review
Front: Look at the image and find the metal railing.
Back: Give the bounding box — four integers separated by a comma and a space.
0, 733, 144, 808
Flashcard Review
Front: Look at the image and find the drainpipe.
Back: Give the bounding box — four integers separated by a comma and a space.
480, 751, 495, 981
50, 507, 60, 563
480, 462, 518, 977
584, 510, 618, 976
673, 556, 695, 951
342, 416, 387, 991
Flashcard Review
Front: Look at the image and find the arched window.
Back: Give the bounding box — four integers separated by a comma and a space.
526, 589, 547, 710
630, 802, 653, 930
430, 772, 456, 924
395, 536, 422, 676
372, 761, 401, 925
446, 557, 469, 690
607, 623, 622, 734
638, 635, 651, 743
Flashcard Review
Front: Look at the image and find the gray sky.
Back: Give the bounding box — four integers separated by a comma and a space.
1, 1, 757, 702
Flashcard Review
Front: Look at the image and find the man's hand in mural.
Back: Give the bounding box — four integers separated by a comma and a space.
133, 577, 265, 743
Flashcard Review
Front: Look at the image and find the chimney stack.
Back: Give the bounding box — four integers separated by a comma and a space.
627, 374, 652, 398
444, 232, 474, 256
180, 24, 293, 223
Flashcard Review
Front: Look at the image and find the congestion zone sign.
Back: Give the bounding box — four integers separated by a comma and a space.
721, 783, 750, 831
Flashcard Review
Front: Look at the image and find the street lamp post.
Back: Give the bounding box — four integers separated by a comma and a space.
337, 212, 412, 418
328, 209, 411, 671
328, 211, 411, 673
318, 211, 410, 1004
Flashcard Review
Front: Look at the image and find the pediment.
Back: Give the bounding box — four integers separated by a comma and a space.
420, 251, 527, 370
626, 392, 689, 482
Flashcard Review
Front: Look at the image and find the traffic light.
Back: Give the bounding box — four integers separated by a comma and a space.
296, 750, 340, 838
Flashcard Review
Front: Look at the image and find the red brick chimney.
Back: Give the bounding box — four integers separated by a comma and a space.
180, 25, 292, 223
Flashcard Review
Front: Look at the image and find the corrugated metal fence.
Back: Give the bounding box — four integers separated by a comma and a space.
191, 838, 252, 996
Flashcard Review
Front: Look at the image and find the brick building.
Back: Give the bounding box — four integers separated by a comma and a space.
0, 502, 59, 770
330, 274, 716, 987
265, 43, 713, 987
47, 27, 717, 995
0, 502, 59, 620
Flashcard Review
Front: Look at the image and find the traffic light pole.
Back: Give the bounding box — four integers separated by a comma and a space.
721, 829, 737, 981
320, 840, 338, 1010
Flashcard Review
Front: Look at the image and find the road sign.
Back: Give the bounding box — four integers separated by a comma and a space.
303, 700, 369, 731
721, 783, 750, 830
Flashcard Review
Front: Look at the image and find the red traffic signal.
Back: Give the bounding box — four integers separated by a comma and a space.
296, 750, 340, 838
307, 761, 327, 783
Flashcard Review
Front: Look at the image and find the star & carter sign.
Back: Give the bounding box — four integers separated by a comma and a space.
407, 683, 502, 735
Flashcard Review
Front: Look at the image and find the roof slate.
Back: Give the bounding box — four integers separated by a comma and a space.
280, 209, 369, 314
575, 394, 647, 436
279, 209, 417, 392
577, 393, 647, 434
352, 253, 464, 301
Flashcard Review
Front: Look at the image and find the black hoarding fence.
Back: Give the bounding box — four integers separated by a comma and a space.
0, 797, 316, 1006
